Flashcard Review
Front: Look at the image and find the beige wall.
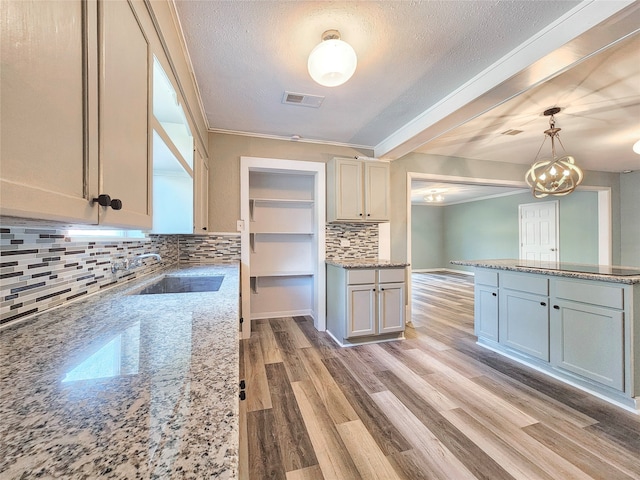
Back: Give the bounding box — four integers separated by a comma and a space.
207, 133, 373, 232
391, 152, 622, 264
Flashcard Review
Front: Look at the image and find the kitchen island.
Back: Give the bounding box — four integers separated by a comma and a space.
452, 259, 640, 412
0, 264, 239, 479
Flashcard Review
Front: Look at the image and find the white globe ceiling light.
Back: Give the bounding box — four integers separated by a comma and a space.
633, 139, 640, 155
525, 108, 583, 199
308, 30, 357, 87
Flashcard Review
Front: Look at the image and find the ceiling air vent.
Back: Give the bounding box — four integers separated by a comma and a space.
501, 129, 523, 136
282, 91, 324, 108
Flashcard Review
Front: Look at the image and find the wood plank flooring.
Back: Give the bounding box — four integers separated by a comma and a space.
239, 271, 640, 479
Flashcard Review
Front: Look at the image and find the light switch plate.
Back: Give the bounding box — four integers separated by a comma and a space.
340, 239, 351, 247
237, 220, 244, 232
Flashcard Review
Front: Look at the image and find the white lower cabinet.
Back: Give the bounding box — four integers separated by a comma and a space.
328, 265, 405, 345
473, 267, 639, 409
550, 279, 626, 392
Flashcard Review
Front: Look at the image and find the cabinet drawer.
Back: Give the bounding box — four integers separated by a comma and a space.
554, 280, 623, 309
501, 272, 548, 296
475, 269, 498, 287
347, 269, 376, 285
379, 268, 405, 283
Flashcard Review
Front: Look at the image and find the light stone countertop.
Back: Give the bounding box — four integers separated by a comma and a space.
0, 263, 239, 479
451, 259, 640, 284
326, 258, 410, 269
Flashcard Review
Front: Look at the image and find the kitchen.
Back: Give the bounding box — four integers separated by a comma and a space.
2, 1, 640, 479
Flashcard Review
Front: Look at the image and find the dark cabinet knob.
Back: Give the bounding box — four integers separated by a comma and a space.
239, 380, 246, 389
239, 391, 246, 401
553, 305, 560, 310
92, 194, 112, 207
540, 302, 547, 306
92, 194, 123, 210
380, 288, 385, 291
367, 213, 371, 216
492, 292, 497, 297
359, 213, 363, 216
202, 227, 207, 231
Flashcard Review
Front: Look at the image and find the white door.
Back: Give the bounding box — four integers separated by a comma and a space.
519, 201, 559, 262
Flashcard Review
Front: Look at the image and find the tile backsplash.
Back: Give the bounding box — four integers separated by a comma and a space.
0, 227, 241, 327
326, 223, 379, 259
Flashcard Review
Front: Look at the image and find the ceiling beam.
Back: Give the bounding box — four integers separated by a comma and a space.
375, 0, 639, 160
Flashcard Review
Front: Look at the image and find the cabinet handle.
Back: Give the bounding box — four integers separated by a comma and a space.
359, 213, 363, 216
553, 305, 560, 310
372, 288, 376, 292
540, 302, 547, 306
239, 391, 246, 401
92, 194, 122, 210
367, 213, 371, 217
492, 292, 497, 297
202, 227, 207, 231
380, 288, 385, 291
239, 380, 246, 389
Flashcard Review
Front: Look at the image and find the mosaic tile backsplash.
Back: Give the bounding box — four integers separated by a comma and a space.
179, 234, 241, 263
0, 227, 241, 327
326, 223, 379, 259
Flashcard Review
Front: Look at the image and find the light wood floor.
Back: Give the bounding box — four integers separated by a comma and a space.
238, 272, 640, 479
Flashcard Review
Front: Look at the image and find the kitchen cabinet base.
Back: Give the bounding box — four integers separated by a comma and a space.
326, 329, 405, 347
477, 337, 639, 413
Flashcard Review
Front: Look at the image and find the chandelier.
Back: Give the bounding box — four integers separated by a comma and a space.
525, 107, 583, 198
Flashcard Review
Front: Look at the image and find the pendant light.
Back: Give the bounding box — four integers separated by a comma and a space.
525, 107, 583, 198
308, 30, 357, 87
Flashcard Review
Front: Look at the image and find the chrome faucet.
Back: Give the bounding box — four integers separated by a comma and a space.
111, 253, 162, 273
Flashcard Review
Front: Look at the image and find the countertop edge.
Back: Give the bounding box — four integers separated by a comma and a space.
452, 260, 640, 284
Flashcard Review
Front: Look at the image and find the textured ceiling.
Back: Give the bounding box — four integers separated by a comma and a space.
174, 0, 580, 146
173, 1, 639, 172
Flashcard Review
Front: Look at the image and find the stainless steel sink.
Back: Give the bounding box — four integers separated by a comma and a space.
134, 275, 224, 295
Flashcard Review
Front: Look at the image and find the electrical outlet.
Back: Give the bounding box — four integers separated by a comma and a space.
340, 239, 351, 247
237, 220, 244, 232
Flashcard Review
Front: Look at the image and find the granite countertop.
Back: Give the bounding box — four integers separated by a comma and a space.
326, 258, 410, 269
452, 259, 640, 285
0, 263, 239, 479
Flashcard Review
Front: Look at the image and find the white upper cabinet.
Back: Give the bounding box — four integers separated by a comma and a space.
99, 0, 153, 228
0, 0, 95, 223
327, 157, 390, 222
0, 0, 184, 230
194, 147, 209, 234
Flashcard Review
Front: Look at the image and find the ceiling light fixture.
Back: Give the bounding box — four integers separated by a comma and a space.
424, 190, 445, 203
633, 139, 640, 155
525, 107, 583, 198
308, 29, 357, 87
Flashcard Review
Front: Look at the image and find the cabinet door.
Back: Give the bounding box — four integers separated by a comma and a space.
475, 285, 498, 341
364, 162, 390, 221
499, 289, 549, 361
378, 282, 405, 334
0, 0, 97, 223
346, 284, 376, 337
98, 0, 152, 228
334, 159, 363, 220
550, 301, 624, 391
194, 148, 209, 233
